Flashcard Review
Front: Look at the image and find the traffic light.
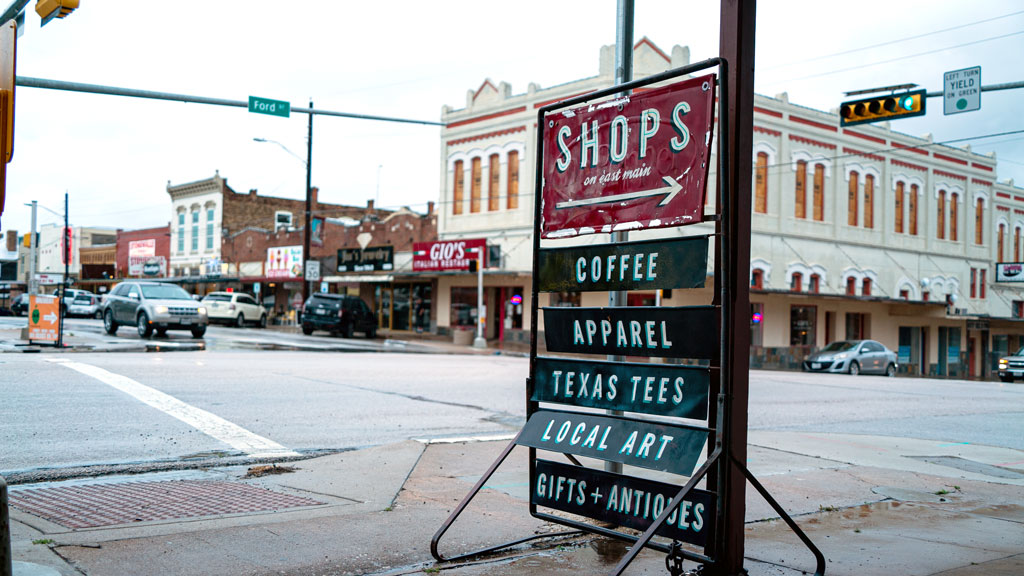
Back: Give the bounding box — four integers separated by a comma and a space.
468, 259, 478, 273
35, 0, 78, 26
840, 89, 926, 127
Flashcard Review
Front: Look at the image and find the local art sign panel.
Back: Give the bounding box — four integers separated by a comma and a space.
533, 459, 715, 547
541, 74, 716, 238
538, 236, 708, 293
543, 306, 716, 359
518, 410, 708, 477
413, 239, 486, 272
337, 246, 394, 272
532, 357, 709, 420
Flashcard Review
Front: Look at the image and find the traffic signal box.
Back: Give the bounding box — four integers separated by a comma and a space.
840, 89, 926, 127
35, 0, 78, 26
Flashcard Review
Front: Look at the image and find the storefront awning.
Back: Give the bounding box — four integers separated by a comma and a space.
322, 275, 394, 283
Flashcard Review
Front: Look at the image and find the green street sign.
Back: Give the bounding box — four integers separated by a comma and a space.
248, 96, 290, 118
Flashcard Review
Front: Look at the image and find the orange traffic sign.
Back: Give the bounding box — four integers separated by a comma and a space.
28, 294, 59, 342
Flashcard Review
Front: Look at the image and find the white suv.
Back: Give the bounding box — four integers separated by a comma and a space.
202, 292, 267, 328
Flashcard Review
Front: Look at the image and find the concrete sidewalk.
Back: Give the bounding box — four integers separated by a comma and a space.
6, 431, 1023, 576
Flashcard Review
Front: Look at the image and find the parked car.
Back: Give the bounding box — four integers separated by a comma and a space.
11, 293, 29, 316
802, 339, 898, 376
66, 292, 102, 318
300, 293, 376, 338
100, 281, 208, 338
202, 291, 267, 328
996, 348, 1024, 382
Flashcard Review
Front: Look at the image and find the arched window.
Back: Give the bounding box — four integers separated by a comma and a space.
937, 189, 946, 239
974, 198, 983, 245
894, 181, 904, 233
755, 152, 768, 214
813, 163, 825, 221
507, 151, 519, 210
910, 184, 919, 235
488, 154, 500, 212
949, 192, 959, 242
470, 157, 482, 213
998, 223, 1005, 261
846, 277, 856, 295
751, 269, 764, 289
862, 278, 872, 296
864, 174, 875, 229
452, 160, 464, 215
848, 171, 859, 226
809, 273, 821, 294
795, 160, 807, 219
791, 272, 803, 292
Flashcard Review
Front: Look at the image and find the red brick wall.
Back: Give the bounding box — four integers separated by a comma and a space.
115, 226, 170, 277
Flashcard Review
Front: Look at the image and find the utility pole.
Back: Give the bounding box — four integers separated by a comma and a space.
57, 191, 67, 348
302, 99, 313, 305
26, 199, 35, 295
472, 249, 485, 348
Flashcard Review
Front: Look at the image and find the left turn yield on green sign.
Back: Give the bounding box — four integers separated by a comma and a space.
248, 96, 290, 118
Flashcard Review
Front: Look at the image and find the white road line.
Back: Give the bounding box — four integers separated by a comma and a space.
49, 359, 299, 458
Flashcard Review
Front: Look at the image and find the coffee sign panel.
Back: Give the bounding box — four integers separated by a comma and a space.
541, 74, 716, 238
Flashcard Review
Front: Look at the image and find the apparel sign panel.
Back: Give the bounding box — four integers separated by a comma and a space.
538, 236, 708, 293
532, 356, 709, 420
543, 306, 716, 359
518, 410, 708, 477
532, 459, 715, 547
541, 74, 716, 238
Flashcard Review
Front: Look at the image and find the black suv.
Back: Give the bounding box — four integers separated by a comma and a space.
301, 294, 377, 338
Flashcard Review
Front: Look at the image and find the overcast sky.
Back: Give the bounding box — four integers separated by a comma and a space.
1, 0, 1022, 235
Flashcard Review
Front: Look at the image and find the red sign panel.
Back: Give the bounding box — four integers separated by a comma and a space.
413, 239, 486, 272
541, 74, 716, 238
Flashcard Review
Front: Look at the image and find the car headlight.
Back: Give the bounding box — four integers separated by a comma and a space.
197, 307, 207, 315
834, 352, 849, 360
999, 358, 1009, 366
154, 305, 169, 315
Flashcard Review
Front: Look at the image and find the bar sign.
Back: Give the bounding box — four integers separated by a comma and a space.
248, 96, 291, 118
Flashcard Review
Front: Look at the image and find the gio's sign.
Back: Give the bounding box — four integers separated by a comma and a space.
413, 239, 486, 272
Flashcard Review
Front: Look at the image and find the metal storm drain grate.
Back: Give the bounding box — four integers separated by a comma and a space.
9, 480, 325, 529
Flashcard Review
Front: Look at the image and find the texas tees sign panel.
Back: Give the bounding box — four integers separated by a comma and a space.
541, 74, 716, 238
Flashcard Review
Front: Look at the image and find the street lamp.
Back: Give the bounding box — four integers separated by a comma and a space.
253, 107, 314, 304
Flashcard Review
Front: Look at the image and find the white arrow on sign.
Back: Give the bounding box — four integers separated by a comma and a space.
44, 311, 58, 325
555, 176, 683, 210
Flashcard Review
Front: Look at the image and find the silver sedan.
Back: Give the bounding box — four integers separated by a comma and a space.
802, 339, 898, 377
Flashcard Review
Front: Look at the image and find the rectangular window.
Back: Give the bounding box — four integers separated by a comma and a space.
790, 272, 802, 292
790, 305, 816, 346
470, 157, 482, 213
1015, 301, 1024, 319
845, 312, 867, 340
488, 154, 500, 211
1016, 227, 1021, 261
177, 213, 185, 253
846, 277, 856, 296
847, 171, 858, 226
794, 161, 806, 219
862, 278, 872, 296
755, 152, 768, 214
809, 274, 820, 294
937, 189, 946, 239
998, 224, 1005, 261
751, 270, 763, 289
895, 182, 904, 234
975, 198, 984, 245
910, 184, 919, 235
451, 286, 479, 328
950, 193, 958, 242
970, 268, 977, 298
507, 151, 519, 210
452, 160, 464, 215
191, 211, 199, 251
274, 211, 293, 229
864, 174, 874, 229
980, 268, 986, 299
206, 207, 214, 250
813, 163, 825, 221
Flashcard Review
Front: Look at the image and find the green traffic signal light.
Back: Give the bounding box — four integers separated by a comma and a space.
839, 89, 926, 127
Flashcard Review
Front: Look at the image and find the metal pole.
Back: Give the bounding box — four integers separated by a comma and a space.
0, 0, 29, 26
473, 250, 486, 348
58, 192, 67, 348
1, 476, 11, 576
302, 100, 313, 306
27, 200, 35, 295
715, 1, 756, 574
605, 0, 634, 477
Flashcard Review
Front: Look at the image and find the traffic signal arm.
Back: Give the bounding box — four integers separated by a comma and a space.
840, 89, 926, 127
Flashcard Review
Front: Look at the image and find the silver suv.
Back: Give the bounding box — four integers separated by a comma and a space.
101, 281, 208, 338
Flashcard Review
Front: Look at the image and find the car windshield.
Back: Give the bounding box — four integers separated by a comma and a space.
203, 294, 232, 302
140, 285, 192, 300
820, 341, 857, 352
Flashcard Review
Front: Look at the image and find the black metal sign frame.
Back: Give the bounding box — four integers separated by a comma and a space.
431, 56, 825, 576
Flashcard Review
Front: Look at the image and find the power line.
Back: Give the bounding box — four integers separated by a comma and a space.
761, 9, 1024, 71
762, 30, 1024, 87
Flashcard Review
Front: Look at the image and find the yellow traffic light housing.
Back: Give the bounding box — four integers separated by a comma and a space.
840, 89, 926, 127
35, 0, 78, 26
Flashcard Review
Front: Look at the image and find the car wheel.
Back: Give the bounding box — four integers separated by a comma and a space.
885, 363, 896, 378
103, 309, 118, 335
258, 314, 267, 328
156, 328, 167, 338
301, 324, 314, 336
137, 313, 153, 339
366, 325, 376, 339
190, 325, 206, 338
343, 322, 354, 339
235, 313, 245, 328
94, 309, 103, 319
1000, 375, 1013, 383
849, 361, 860, 376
